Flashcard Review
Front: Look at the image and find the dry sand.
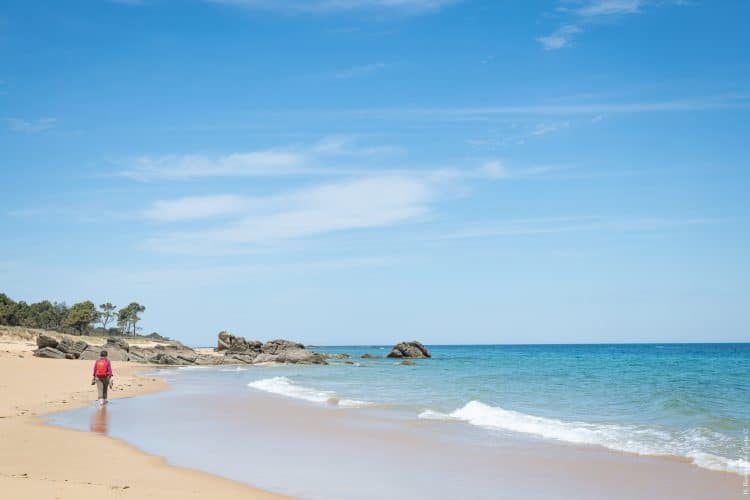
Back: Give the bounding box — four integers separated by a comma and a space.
0, 338, 283, 499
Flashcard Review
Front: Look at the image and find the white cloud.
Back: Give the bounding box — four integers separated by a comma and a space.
119, 136, 401, 181
530, 121, 571, 136
474, 161, 510, 179
438, 216, 705, 240
341, 95, 748, 119
144, 175, 433, 254
311, 135, 401, 156
331, 63, 390, 80
7, 117, 57, 133
142, 195, 252, 222
542, 0, 686, 50
537, 25, 581, 50
208, 0, 456, 13
121, 151, 304, 180
576, 0, 642, 17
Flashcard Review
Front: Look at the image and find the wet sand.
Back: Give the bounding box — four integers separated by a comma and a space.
47, 367, 746, 499
0, 346, 282, 499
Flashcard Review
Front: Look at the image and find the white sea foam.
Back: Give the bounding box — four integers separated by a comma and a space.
419, 400, 749, 475
220, 367, 248, 372
248, 377, 372, 408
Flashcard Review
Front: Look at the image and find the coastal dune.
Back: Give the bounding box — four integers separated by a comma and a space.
0, 342, 282, 499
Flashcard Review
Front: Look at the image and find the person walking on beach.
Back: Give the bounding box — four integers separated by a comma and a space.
92, 350, 113, 406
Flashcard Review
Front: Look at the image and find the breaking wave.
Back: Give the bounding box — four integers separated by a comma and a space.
418, 400, 748, 475
248, 377, 372, 408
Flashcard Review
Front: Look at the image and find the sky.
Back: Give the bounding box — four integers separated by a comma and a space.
1, 0, 748, 346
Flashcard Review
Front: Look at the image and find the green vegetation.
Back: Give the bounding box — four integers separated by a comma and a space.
117, 302, 146, 336
0, 292, 161, 338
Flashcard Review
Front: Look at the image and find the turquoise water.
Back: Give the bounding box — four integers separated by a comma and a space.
249, 343, 750, 473
47, 343, 750, 481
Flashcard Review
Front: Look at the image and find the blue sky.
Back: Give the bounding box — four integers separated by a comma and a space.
1, 0, 748, 345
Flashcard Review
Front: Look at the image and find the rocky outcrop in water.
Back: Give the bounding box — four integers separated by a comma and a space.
386, 341, 431, 359
217, 334, 327, 365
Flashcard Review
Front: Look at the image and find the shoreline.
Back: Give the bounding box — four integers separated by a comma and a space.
46, 362, 746, 499
0, 341, 283, 499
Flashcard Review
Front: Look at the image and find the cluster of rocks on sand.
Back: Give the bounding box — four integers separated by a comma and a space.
33, 331, 432, 367
34, 333, 220, 365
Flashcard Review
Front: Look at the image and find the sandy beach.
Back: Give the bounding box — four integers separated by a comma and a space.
0, 334, 282, 499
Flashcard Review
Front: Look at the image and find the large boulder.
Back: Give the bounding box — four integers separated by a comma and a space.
34, 347, 66, 359
274, 349, 327, 365
105, 337, 130, 352
37, 333, 59, 349
226, 353, 259, 364
261, 339, 305, 355
217, 331, 232, 351
79, 348, 101, 360
387, 341, 431, 359
57, 336, 89, 359
217, 331, 262, 354
127, 349, 148, 363
325, 353, 351, 360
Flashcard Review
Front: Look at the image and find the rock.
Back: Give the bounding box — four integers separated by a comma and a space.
57, 337, 88, 359
107, 348, 129, 362
37, 333, 59, 349
225, 353, 258, 364
400, 360, 415, 365
217, 331, 262, 354
387, 341, 431, 359
345, 361, 354, 365
105, 337, 130, 352
194, 355, 224, 365
151, 353, 190, 365
274, 349, 327, 365
34, 347, 66, 359
250, 353, 278, 364
360, 353, 380, 359
325, 353, 351, 359
261, 339, 305, 355
79, 348, 101, 360
127, 350, 148, 363
176, 353, 197, 364
215, 333, 328, 365
217, 331, 231, 351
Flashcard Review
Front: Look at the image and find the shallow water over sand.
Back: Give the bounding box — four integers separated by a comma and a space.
47, 357, 745, 500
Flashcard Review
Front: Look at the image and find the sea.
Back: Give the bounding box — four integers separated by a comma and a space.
47, 343, 750, 498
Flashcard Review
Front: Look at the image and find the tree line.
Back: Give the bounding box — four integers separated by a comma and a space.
0, 292, 159, 338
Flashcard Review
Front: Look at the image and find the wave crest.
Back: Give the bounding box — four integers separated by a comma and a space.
419, 400, 748, 475
248, 376, 371, 408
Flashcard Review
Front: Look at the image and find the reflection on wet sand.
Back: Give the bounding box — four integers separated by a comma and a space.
90, 406, 109, 435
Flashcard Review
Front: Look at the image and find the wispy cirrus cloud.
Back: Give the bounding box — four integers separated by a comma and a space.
7, 117, 57, 133
207, 0, 457, 14
574, 0, 643, 17
121, 151, 304, 181
537, 25, 581, 50
142, 195, 254, 222
119, 136, 400, 181
539, 1, 686, 50
437, 215, 706, 240
143, 175, 434, 254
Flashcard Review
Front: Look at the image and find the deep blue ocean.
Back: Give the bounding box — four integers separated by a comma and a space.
245, 343, 750, 474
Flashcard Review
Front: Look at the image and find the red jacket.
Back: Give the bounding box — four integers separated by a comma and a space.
93, 358, 113, 377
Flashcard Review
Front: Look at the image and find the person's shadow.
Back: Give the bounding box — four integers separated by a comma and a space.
90, 406, 109, 435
